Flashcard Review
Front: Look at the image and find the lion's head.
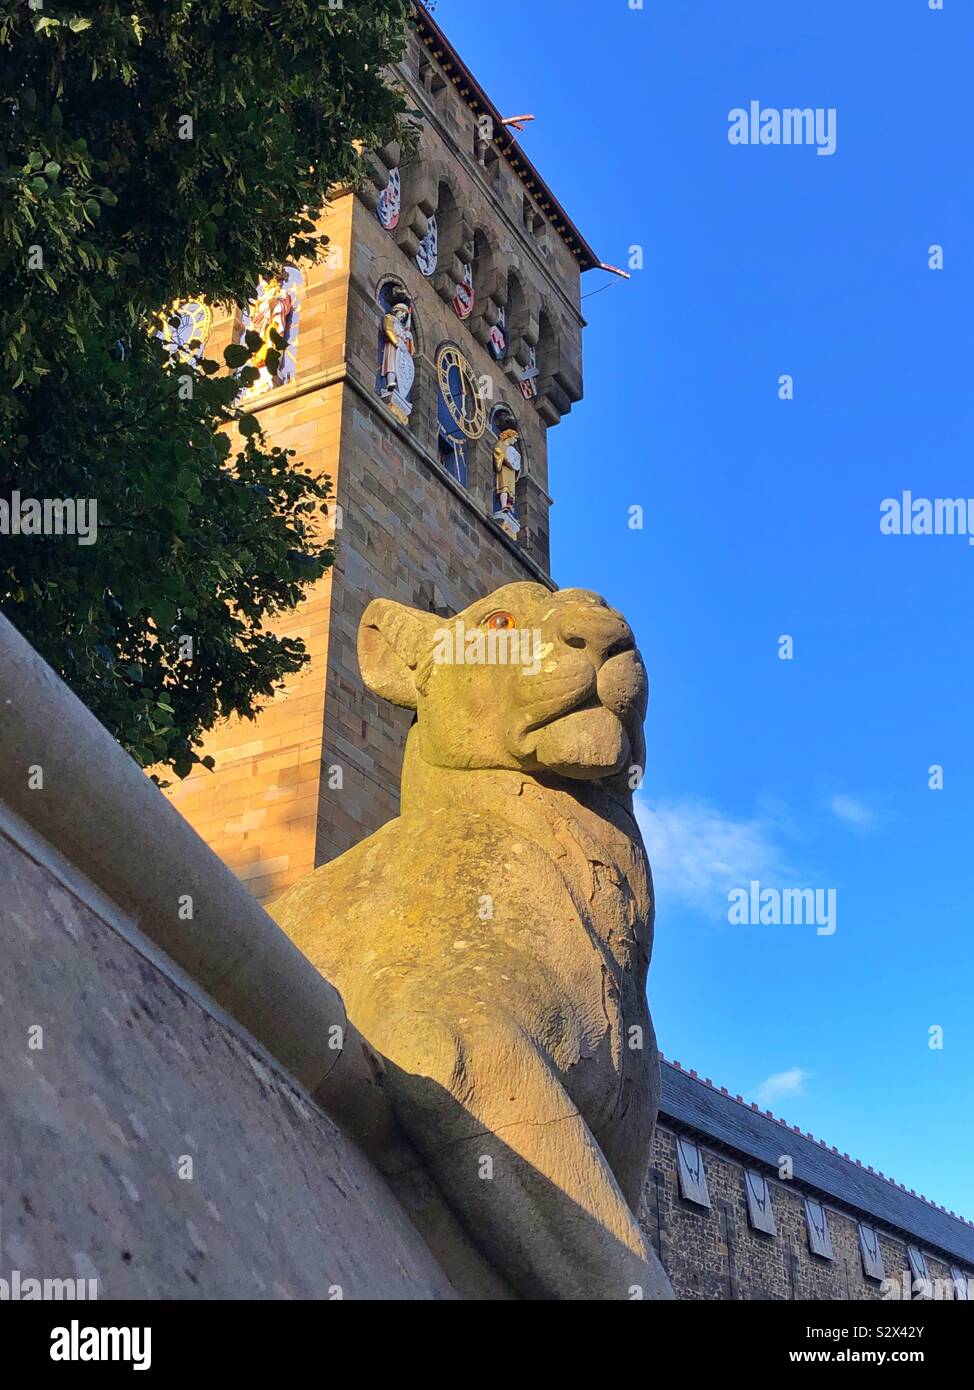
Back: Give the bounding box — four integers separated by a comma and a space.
358, 583, 648, 785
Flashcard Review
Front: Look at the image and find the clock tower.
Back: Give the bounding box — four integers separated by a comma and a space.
165, 6, 601, 902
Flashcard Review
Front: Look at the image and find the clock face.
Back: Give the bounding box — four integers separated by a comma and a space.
435, 343, 486, 440
155, 299, 212, 362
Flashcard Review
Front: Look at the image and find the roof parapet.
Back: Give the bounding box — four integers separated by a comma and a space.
414, 2, 603, 274
659, 1052, 973, 1228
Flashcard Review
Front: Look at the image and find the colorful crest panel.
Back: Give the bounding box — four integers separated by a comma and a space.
453, 263, 474, 320
239, 264, 303, 401
518, 344, 539, 400
488, 306, 508, 362
376, 168, 401, 230
416, 214, 438, 277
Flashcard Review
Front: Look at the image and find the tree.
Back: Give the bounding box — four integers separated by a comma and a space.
0, 0, 411, 777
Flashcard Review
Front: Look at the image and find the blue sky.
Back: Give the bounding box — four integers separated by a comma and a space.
433, 0, 974, 1219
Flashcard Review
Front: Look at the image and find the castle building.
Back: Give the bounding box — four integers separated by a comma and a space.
164, 6, 971, 1300
647, 1059, 974, 1300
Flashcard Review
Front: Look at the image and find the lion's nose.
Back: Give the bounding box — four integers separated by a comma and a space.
556, 608, 634, 666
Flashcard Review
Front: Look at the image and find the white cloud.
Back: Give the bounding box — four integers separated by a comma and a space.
755, 1067, 810, 1107
634, 796, 791, 917
829, 793, 876, 830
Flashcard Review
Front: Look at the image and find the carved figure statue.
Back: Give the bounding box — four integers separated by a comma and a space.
243, 271, 295, 397
271, 583, 674, 1302
380, 301, 415, 423
492, 427, 521, 513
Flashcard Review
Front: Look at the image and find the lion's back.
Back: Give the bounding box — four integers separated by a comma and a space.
270, 808, 597, 1032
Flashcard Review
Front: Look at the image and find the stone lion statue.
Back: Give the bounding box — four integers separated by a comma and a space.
271, 582, 674, 1301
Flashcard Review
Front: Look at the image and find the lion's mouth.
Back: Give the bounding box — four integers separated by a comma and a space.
518, 680, 600, 737
530, 704, 632, 780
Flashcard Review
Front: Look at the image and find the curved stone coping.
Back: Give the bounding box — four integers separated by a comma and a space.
0, 612, 382, 1138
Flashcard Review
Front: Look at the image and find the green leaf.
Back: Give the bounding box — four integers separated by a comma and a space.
153, 599, 177, 629
223, 343, 251, 368
0, 0, 399, 777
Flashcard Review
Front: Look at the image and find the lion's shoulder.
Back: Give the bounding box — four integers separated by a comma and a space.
272, 807, 570, 970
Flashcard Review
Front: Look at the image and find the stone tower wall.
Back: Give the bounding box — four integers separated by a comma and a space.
164, 196, 353, 903
166, 21, 587, 899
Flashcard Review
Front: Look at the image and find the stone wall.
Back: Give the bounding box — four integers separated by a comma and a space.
0, 819, 453, 1300
0, 613, 455, 1300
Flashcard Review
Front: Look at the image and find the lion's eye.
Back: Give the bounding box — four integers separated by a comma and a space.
483, 610, 517, 631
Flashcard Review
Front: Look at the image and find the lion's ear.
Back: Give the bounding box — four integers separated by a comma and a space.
358, 599, 440, 709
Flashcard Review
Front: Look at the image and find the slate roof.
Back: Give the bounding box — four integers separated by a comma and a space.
658, 1058, 974, 1269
